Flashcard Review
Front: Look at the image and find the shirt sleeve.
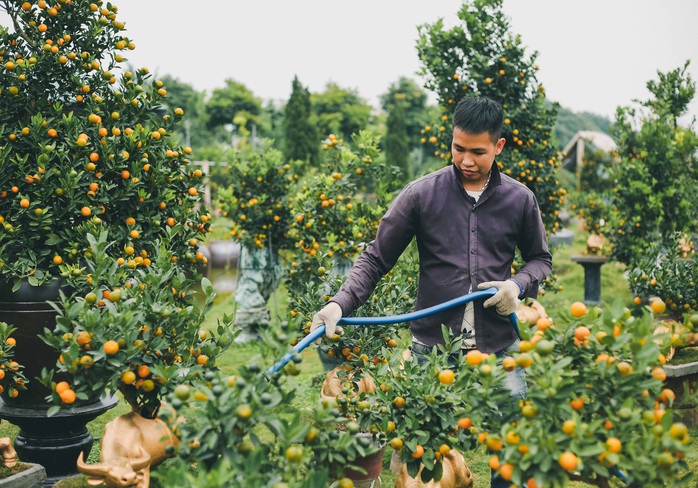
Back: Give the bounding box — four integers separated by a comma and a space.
331, 184, 419, 315
512, 193, 553, 298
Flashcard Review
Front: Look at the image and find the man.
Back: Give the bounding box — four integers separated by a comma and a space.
311, 96, 552, 486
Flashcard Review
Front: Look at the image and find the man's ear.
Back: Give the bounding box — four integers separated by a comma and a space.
495, 137, 506, 155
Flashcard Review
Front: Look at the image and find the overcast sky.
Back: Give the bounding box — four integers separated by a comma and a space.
4, 1, 698, 122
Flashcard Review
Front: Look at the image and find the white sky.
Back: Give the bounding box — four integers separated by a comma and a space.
3, 1, 698, 121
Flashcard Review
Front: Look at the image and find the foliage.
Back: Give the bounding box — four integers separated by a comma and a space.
284, 76, 319, 167
349, 326, 512, 483
156, 75, 210, 148
40, 230, 233, 418
156, 349, 380, 487
0, 321, 28, 399
487, 302, 695, 487
628, 234, 698, 319
384, 99, 410, 180
380, 76, 431, 148
310, 82, 372, 141
204, 78, 262, 131
288, 250, 417, 377
284, 132, 403, 322
416, 0, 564, 235
0, 0, 209, 288
606, 62, 698, 266
217, 146, 298, 251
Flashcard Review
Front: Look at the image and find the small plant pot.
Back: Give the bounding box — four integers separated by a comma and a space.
0, 462, 45, 488
337, 433, 384, 487
663, 360, 698, 409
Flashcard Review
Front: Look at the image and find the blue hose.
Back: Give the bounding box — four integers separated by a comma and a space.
266, 287, 519, 374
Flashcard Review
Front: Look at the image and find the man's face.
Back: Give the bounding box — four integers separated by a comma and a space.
451, 128, 505, 189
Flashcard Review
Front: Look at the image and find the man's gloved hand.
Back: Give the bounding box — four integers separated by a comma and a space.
478, 280, 521, 316
310, 302, 344, 344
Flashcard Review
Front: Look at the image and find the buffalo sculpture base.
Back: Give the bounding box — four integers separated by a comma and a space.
77, 410, 179, 488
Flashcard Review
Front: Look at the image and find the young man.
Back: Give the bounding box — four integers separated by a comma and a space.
311, 96, 552, 486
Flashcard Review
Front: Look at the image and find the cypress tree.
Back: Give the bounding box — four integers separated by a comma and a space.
284, 76, 319, 167
385, 101, 411, 180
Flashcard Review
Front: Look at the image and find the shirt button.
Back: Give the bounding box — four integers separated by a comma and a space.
471, 227, 476, 233
470, 249, 475, 254
470, 271, 476, 276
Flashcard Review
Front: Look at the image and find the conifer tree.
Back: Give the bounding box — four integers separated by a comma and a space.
284, 76, 318, 167
384, 100, 410, 180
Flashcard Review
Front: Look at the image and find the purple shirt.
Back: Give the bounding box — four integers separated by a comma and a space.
331, 163, 552, 353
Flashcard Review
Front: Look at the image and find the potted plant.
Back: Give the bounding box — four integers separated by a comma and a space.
0, 0, 209, 479
484, 301, 695, 487
217, 146, 297, 342
348, 326, 512, 485
156, 338, 378, 488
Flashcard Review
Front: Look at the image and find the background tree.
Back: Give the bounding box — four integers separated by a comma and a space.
607, 61, 698, 266
205, 78, 262, 135
284, 76, 319, 167
416, 0, 564, 235
311, 82, 372, 141
384, 99, 410, 180
380, 76, 431, 148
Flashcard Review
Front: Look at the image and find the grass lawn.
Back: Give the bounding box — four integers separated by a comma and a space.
4, 224, 697, 487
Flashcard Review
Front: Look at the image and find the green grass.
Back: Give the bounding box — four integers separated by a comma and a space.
6, 223, 698, 487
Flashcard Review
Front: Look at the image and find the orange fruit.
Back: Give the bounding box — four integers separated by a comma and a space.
652, 367, 667, 382
75, 331, 91, 346
20, 198, 30, 208
103, 340, 119, 355
389, 438, 403, 450
488, 455, 500, 470
137, 364, 150, 378
562, 419, 576, 435
570, 397, 584, 411
5, 337, 16, 346
498, 463, 514, 481
516, 353, 533, 368
651, 299, 666, 314
197, 355, 209, 366
486, 436, 503, 451
438, 369, 455, 385
536, 316, 552, 330
80, 206, 91, 217
502, 356, 516, 372
558, 451, 578, 472
526, 478, 540, 488
59, 389, 76, 404
570, 301, 587, 317
574, 326, 591, 341
466, 349, 484, 366
606, 437, 622, 453
458, 417, 472, 429
55, 381, 70, 394
52, 255, 63, 265
411, 445, 424, 459
122, 371, 136, 385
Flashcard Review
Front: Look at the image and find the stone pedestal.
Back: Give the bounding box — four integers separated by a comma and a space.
570, 255, 609, 305
0, 395, 118, 486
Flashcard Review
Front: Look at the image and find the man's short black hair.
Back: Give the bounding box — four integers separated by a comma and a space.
452, 96, 503, 143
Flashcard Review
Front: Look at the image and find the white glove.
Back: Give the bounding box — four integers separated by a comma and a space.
310, 302, 344, 344
478, 280, 521, 316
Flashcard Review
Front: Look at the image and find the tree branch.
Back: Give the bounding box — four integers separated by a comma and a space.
1, 0, 38, 50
